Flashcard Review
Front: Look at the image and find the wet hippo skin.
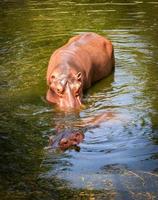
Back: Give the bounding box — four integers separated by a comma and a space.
46, 32, 115, 110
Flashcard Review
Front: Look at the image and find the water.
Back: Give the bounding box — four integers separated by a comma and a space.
0, 0, 158, 199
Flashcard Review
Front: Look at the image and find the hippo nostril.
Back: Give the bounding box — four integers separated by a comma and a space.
57, 88, 61, 93
56, 87, 64, 96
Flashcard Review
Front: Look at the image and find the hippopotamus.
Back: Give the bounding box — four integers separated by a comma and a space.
46, 32, 115, 110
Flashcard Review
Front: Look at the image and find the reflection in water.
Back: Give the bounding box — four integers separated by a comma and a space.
47, 128, 84, 152
41, 111, 158, 189
0, 0, 158, 199
45, 112, 118, 152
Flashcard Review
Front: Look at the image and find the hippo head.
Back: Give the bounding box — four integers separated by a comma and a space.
48, 129, 84, 151
46, 72, 83, 110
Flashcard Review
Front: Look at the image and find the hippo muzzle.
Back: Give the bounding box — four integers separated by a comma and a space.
47, 72, 83, 110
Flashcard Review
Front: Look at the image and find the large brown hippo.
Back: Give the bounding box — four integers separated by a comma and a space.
46, 32, 115, 110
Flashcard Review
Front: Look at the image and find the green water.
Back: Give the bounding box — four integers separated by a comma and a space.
0, 0, 158, 199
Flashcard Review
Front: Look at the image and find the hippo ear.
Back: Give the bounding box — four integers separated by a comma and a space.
76, 72, 82, 81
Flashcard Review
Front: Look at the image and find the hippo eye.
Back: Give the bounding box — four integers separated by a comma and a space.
48, 75, 55, 86
51, 75, 55, 79
50, 75, 55, 83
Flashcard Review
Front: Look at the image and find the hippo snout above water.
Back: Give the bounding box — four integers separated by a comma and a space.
47, 129, 84, 151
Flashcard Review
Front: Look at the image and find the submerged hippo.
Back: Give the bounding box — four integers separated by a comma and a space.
46, 32, 115, 110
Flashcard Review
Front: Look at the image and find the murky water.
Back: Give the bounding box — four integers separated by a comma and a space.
0, 0, 158, 199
